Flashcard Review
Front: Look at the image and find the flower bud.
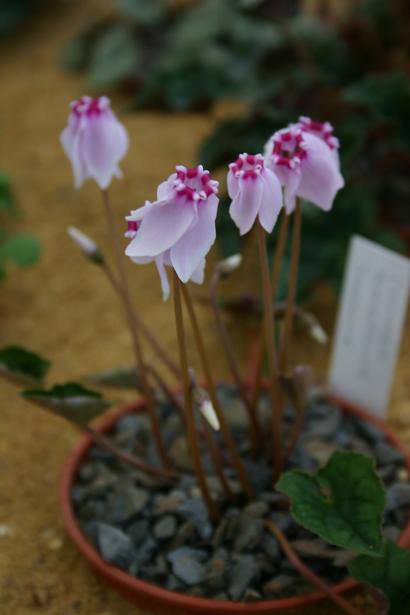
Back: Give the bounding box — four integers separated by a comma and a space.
67, 226, 103, 264
216, 254, 242, 277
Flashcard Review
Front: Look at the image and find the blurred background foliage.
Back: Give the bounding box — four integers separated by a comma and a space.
61, 0, 409, 299
0, 0, 46, 34
0, 174, 41, 282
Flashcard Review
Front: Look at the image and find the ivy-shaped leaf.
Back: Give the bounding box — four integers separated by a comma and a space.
349, 540, 410, 615
116, 0, 166, 25
84, 366, 140, 389
0, 233, 41, 268
22, 382, 111, 425
276, 451, 386, 556
0, 346, 50, 385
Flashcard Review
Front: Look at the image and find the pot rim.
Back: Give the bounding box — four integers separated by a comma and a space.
60, 394, 410, 613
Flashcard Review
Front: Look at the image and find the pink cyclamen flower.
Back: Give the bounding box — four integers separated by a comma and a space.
264, 122, 344, 213
61, 96, 128, 189
125, 165, 219, 300
227, 153, 283, 235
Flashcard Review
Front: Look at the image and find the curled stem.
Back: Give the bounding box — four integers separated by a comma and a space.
181, 283, 254, 499
209, 268, 262, 457
101, 189, 169, 468
172, 272, 220, 522
265, 521, 362, 615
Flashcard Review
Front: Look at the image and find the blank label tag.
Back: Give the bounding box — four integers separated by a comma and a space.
328, 236, 410, 417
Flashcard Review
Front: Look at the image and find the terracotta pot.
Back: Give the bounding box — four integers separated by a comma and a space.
60, 397, 410, 615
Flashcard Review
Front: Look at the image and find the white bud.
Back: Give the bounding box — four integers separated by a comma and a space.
310, 323, 328, 345
217, 254, 242, 277
199, 399, 220, 431
67, 226, 103, 264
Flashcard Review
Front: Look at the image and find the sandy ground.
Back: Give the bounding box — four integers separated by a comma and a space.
0, 2, 409, 614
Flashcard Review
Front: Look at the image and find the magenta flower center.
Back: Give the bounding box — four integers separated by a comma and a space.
124, 219, 140, 238
230, 154, 264, 180
298, 116, 339, 150
173, 165, 218, 203
271, 129, 308, 170
71, 96, 110, 117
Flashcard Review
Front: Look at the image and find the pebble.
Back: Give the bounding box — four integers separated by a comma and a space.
386, 483, 410, 511
167, 548, 207, 586
128, 519, 150, 545
97, 523, 135, 570
263, 574, 295, 596
106, 486, 149, 523
290, 539, 335, 559
178, 498, 212, 540
153, 515, 176, 540
242, 501, 269, 518
374, 442, 405, 466
233, 517, 263, 553
228, 555, 259, 601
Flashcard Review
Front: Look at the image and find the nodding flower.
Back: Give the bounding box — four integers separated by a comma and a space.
61, 96, 129, 190
264, 122, 344, 213
125, 165, 219, 301
227, 153, 283, 236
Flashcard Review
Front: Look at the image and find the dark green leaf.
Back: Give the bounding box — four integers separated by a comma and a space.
277, 451, 386, 556
349, 540, 410, 615
0, 346, 50, 385
0, 233, 41, 268
22, 382, 111, 425
88, 25, 139, 89
85, 366, 140, 389
0, 173, 16, 215
116, 0, 166, 25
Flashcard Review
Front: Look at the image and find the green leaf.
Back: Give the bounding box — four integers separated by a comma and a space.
84, 366, 140, 389
0, 173, 16, 215
0, 233, 41, 268
276, 451, 386, 556
116, 0, 166, 25
0, 346, 51, 385
349, 540, 410, 615
88, 25, 139, 89
22, 382, 111, 425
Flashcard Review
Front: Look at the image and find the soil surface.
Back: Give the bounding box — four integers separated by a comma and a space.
0, 2, 409, 615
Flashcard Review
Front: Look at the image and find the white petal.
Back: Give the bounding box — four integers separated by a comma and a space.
257, 169, 283, 233
229, 177, 262, 235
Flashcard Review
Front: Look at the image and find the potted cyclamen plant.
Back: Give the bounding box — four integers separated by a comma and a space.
2, 97, 410, 615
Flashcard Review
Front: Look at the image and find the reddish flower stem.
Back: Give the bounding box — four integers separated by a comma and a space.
209, 269, 262, 458
180, 283, 254, 499
200, 418, 236, 503
256, 223, 284, 482
265, 521, 362, 615
279, 199, 302, 374
172, 272, 220, 522
249, 210, 289, 413
86, 427, 177, 482
101, 189, 169, 469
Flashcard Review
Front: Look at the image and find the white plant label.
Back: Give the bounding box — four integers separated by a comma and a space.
328, 235, 410, 417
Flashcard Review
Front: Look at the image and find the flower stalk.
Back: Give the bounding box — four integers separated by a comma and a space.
101, 189, 169, 468
172, 272, 220, 522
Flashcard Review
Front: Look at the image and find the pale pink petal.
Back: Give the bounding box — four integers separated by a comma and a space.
126, 200, 158, 222
155, 254, 170, 301
170, 194, 218, 283
125, 199, 195, 258
273, 165, 301, 214
229, 178, 262, 235
227, 169, 240, 199
157, 174, 177, 200
257, 170, 283, 233
82, 112, 129, 189
298, 134, 344, 211
60, 122, 88, 188
190, 258, 206, 285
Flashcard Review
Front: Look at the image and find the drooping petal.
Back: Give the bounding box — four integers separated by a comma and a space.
273, 165, 301, 214
157, 174, 177, 200
125, 199, 195, 258
82, 112, 129, 189
155, 253, 170, 301
60, 122, 88, 188
257, 170, 283, 233
126, 200, 158, 222
298, 134, 344, 211
229, 178, 263, 235
190, 258, 206, 285
227, 169, 240, 199
170, 194, 218, 283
